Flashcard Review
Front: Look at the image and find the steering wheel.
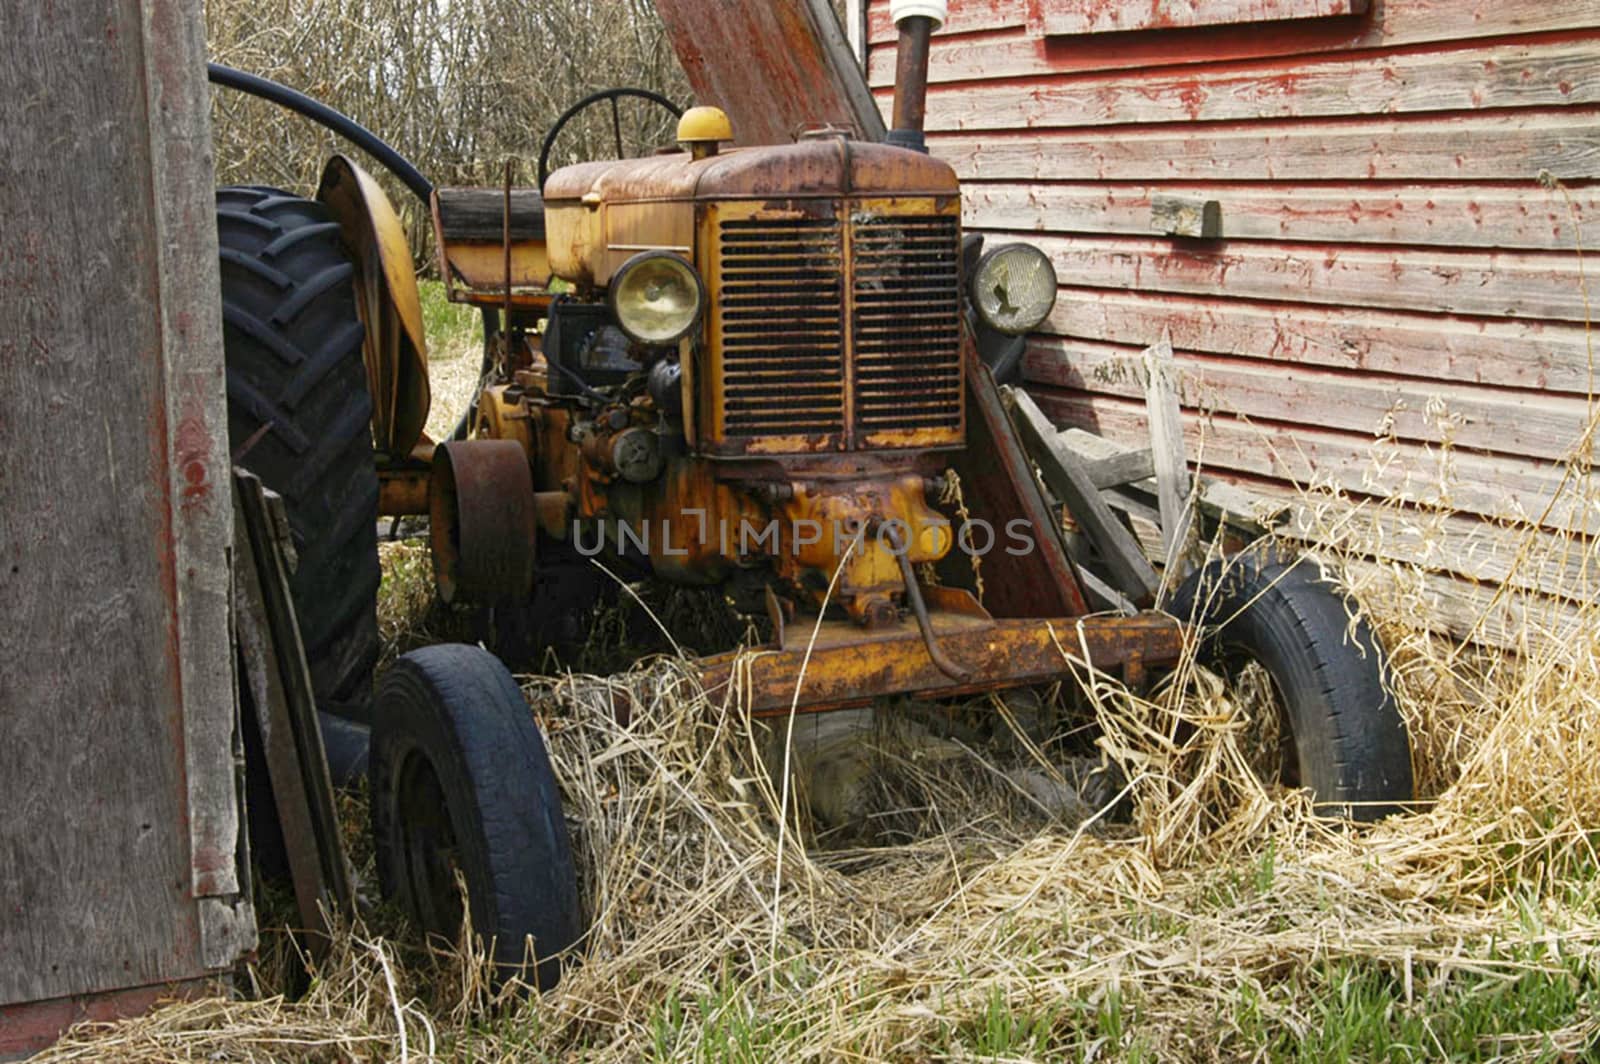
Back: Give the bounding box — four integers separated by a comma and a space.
538, 87, 685, 190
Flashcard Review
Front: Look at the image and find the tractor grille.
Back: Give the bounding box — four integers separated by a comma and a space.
717, 216, 845, 438
712, 202, 962, 451
851, 214, 963, 438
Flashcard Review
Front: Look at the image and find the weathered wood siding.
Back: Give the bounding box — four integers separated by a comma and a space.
0, 0, 252, 1045
658, 0, 886, 145
855, 0, 1598, 617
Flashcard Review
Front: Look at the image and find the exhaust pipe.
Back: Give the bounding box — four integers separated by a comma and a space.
885, 0, 947, 152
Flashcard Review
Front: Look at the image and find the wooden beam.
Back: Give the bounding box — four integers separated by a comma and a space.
1150, 196, 1223, 241
1, 0, 249, 1008
867, 0, 1600, 80
233, 472, 355, 946
1141, 338, 1196, 587
993, 232, 1597, 324
657, 0, 885, 145
930, 112, 1600, 182
1023, 335, 1596, 464
846, 0, 869, 65
801, 0, 886, 141
909, 40, 1600, 131
1033, 392, 1598, 535
1061, 430, 1285, 540
1041, 0, 1367, 35
1004, 387, 1161, 602
1082, 447, 1156, 490
966, 183, 1598, 253
1034, 288, 1600, 397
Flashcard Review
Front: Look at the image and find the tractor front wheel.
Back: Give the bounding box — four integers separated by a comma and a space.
1169, 554, 1414, 820
371, 644, 583, 990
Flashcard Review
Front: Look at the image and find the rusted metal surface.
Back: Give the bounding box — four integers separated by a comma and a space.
700, 194, 963, 457
543, 135, 958, 289
430, 440, 539, 605
431, 187, 554, 307
771, 472, 953, 623
378, 440, 438, 517
890, 525, 971, 680
701, 610, 1186, 717
890, 15, 934, 136
318, 156, 431, 460
942, 350, 1091, 619
379, 466, 432, 516
541, 137, 957, 205
656, 0, 887, 146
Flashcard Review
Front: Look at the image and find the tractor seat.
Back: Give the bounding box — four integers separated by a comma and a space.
435, 187, 546, 243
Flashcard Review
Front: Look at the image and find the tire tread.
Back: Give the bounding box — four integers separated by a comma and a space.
217, 185, 380, 720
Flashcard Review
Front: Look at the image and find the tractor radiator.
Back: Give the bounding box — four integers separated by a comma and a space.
707, 199, 963, 455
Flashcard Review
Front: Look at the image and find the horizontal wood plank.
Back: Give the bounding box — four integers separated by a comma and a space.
1342, 559, 1586, 652
932, 112, 1600, 183
1023, 336, 1595, 462
1041, 0, 1367, 36
1036, 288, 1600, 396
1285, 501, 1600, 606
980, 232, 1595, 322
893, 42, 1600, 132
867, 0, 1600, 80
866, 0, 1029, 41
1059, 429, 1600, 603
1030, 391, 1597, 532
964, 182, 1598, 251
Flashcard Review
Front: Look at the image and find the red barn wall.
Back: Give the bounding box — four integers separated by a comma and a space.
853, 0, 1598, 621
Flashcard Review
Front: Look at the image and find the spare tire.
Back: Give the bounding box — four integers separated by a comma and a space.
216, 186, 381, 742
1169, 553, 1414, 820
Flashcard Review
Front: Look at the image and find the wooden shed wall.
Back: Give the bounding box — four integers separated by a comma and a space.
0, 0, 252, 1047
851, 0, 1599, 627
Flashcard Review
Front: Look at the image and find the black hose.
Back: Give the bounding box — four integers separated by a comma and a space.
207, 62, 434, 205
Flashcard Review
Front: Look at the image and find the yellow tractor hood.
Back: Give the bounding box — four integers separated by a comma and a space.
543, 137, 959, 286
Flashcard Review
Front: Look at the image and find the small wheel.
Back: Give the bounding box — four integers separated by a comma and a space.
371, 644, 582, 988
1169, 554, 1414, 820
538, 87, 684, 188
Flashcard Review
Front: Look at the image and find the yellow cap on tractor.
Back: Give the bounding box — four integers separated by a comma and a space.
677, 106, 733, 158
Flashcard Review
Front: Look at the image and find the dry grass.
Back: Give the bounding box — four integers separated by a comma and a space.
131, 8, 1600, 1059
40, 431, 1600, 1059
207, 0, 690, 262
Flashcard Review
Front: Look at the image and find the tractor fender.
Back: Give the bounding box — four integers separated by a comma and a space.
317, 154, 432, 460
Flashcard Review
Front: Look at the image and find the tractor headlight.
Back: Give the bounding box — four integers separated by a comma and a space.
971, 243, 1057, 336
610, 251, 705, 345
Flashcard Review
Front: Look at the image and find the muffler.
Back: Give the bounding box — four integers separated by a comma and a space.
886, 0, 947, 152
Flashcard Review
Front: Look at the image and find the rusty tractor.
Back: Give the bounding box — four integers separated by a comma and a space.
212, 0, 1413, 989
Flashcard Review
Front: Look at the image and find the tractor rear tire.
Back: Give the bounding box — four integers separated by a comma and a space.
216, 187, 381, 752
1169, 554, 1414, 821
371, 644, 583, 990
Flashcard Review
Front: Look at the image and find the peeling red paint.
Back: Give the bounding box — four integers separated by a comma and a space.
174, 378, 214, 518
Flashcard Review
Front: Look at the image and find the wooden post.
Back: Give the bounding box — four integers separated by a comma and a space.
1142, 336, 1196, 594
0, 0, 252, 1051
